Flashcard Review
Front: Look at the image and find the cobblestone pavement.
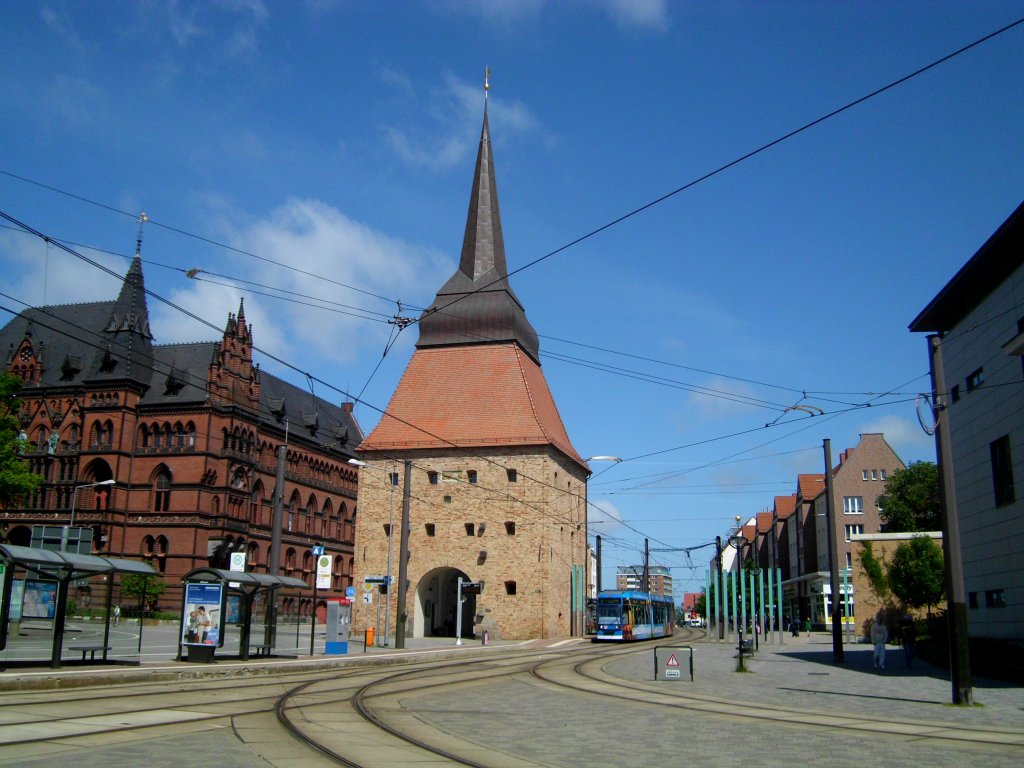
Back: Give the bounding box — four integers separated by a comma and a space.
410, 633, 1024, 768
1, 633, 1020, 767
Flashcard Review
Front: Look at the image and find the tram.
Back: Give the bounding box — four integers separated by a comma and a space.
593, 590, 675, 641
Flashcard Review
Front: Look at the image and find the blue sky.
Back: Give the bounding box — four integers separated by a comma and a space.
2, 1, 1022, 599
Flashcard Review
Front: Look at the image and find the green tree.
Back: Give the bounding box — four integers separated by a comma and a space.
858, 541, 890, 602
0, 373, 42, 509
120, 565, 167, 610
887, 536, 944, 614
878, 461, 940, 532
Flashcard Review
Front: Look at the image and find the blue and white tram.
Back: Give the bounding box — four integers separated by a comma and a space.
594, 590, 675, 641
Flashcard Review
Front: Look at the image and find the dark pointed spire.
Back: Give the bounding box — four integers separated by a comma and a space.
417, 76, 540, 362
87, 243, 154, 386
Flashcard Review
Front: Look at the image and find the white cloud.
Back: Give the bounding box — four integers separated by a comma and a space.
381, 71, 538, 172
683, 376, 766, 422
0, 230, 125, 310
150, 198, 451, 369
857, 413, 936, 463
42, 76, 112, 134
598, 0, 669, 31
589, 499, 625, 536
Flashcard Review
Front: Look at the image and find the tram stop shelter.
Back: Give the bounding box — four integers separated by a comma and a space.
0, 543, 159, 669
180, 567, 308, 663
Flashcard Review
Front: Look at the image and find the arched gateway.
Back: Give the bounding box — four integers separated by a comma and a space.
415, 567, 476, 639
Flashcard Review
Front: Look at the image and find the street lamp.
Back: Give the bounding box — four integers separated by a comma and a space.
729, 532, 748, 671
64, 479, 116, 552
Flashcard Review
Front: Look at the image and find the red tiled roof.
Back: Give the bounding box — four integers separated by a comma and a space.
359, 343, 586, 469
742, 523, 756, 542
774, 494, 797, 519
756, 511, 773, 533
797, 473, 825, 500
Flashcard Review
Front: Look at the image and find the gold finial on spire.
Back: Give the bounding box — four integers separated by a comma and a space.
135, 211, 148, 257
484, 66, 490, 100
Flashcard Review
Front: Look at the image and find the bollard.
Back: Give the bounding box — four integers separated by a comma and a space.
365, 626, 375, 650
482, 630, 489, 646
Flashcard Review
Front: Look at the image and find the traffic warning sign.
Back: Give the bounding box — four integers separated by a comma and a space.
666, 653, 680, 667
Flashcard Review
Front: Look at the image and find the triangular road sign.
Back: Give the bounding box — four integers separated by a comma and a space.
666, 653, 680, 667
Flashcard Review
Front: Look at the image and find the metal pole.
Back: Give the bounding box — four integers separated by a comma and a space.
384, 465, 395, 646
265, 441, 286, 649
823, 439, 844, 663
309, 576, 318, 656
596, 535, 602, 594
715, 536, 724, 641
394, 460, 412, 649
455, 577, 464, 646
929, 334, 973, 705
777, 567, 784, 645
642, 539, 649, 593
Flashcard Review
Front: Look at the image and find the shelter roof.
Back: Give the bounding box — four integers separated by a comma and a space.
0, 544, 159, 575
182, 567, 308, 590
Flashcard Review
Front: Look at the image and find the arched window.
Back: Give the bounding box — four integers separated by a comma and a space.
247, 541, 260, 571
306, 494, 317, 518
302, 551, 313, 573
285, 548, 296, 573
250, 481, 264, 523
289, 491, 301, 532
173, 422, 184, 447
186, 422, 196, 447
154, 469, 171, 511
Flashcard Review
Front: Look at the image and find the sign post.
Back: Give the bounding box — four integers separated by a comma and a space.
310, 545, 324, 656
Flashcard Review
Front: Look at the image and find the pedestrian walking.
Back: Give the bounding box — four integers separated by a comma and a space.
901, 615, 916, 669
112, 604, 121, 626
803, 617, 812, 637
871, 613, 888, 670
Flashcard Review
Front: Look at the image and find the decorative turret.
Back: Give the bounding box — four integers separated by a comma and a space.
207, 298, 260, 409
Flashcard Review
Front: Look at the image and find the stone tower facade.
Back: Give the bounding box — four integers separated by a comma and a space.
352, 106, 589, 641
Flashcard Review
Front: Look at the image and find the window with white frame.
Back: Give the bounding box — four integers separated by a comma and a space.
844, 524, 864, 542
843, 496, 863, 514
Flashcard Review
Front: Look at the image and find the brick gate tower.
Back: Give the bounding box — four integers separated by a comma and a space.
352, 98, 589, 641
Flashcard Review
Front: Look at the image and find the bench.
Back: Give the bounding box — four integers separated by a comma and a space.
250, 644, 273, 658
69, 644, 111, 661
737, 638, 755, 657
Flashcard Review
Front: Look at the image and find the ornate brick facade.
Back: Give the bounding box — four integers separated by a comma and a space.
1, 258, 363, 612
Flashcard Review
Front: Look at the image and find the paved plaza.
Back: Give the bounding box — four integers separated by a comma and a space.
1, 630, 1021, 767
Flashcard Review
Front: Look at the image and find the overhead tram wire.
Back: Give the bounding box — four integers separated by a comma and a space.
1, 213, 929, 557
5, 19, 1022, 410
409, 16, 1024, 329
0, 215, 670, 551
0, 171, 403, 307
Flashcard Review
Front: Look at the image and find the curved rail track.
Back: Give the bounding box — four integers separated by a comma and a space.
3, 629, 1022, 767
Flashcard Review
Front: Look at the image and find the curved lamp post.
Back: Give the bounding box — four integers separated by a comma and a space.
63, 479, 115, 552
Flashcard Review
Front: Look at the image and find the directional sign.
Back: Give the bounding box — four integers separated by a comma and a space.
363, 575, 386, 584
311, 544, 325, 557
461, 581, 482, 594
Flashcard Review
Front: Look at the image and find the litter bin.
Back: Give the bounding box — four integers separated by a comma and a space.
185, 643, 215, 663
365, 626, 375, 647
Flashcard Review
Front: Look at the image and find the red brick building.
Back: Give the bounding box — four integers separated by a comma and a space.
1, 256, 363, 612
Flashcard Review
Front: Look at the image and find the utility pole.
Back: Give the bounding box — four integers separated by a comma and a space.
265, 438, 287, 649
929, 334, 973, 705
716, 535, 724, 640
596, 535, 602, 594
394, 460, 412, 649
642, 538, 649, 593
823, 439, 844, 663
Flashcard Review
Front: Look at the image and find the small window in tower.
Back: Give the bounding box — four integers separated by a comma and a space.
383, 524, 391, 537
428, 471, 439, 485
505, 580, 517, 596
389, 472, 399, 486
425, 523, 435, 537
505, 521, 516, 535
507, 468, 517, 483
467, 470, 478, 484
443, 495, 452, 504
465, 522, 475, 536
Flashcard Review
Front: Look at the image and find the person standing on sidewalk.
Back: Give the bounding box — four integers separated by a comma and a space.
871, 613, 888, 670
112, 604, 121, 626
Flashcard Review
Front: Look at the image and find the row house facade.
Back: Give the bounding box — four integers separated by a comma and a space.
0, 256, 363, 613
727, 433, 905, 630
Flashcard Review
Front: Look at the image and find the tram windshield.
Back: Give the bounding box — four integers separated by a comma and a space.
597, 602, 624, 621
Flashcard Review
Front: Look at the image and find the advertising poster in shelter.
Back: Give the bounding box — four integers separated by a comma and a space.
226, 594, 241, 624
182, 583, 224, 646
22, 579, 57, 619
